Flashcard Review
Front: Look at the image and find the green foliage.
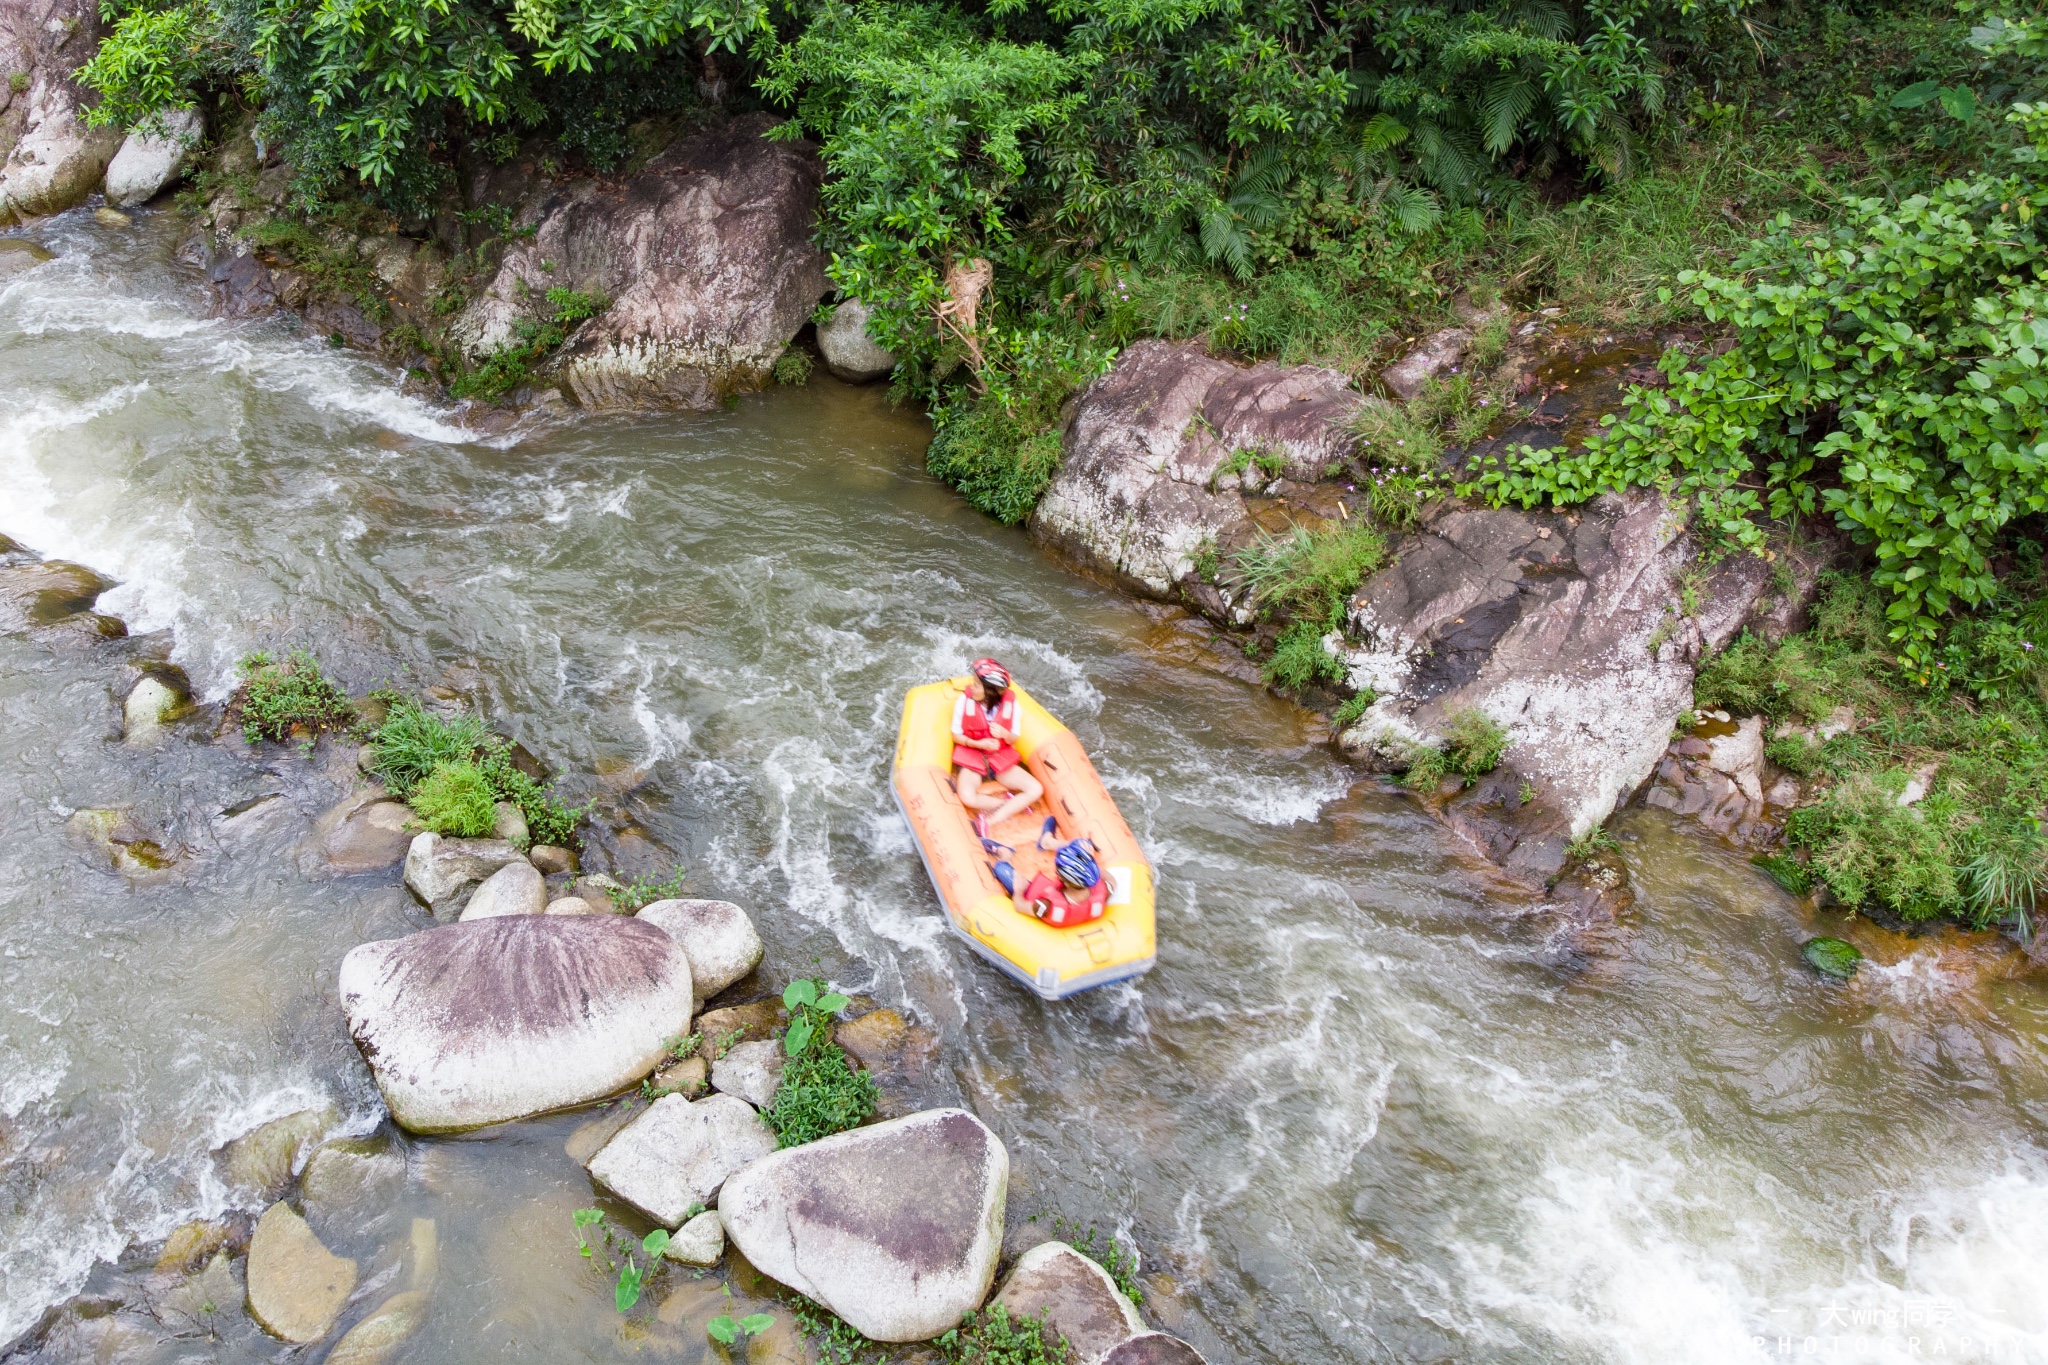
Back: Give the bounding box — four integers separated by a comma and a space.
236, 648, 354, 744
763, 981, 875, 1148
1467, 101, 2048, 667
774, 348, 814, 385
1332, 690, 1375, 728
606, 867, 688, 912
1751, 851, 1816, 895
1564, 826, 1619, 861
1048, 1219, 1143, 1307
1405, 705, 1508, 789
937, 1305, 1071, 1365
572, 1208, 668, 1314
708, 1313, 777, 1347
367, 697, 489, 796
1262, 620, 1344, 693
408, 760, 500, 838
924, 328, 1111, 523
1229, 520, 1386, 624
1764, 734, 1824, 777
477, 740, 589, 846
76, 3, 211, 132
794, 1299, 886, 1365
450, 288, 608, 401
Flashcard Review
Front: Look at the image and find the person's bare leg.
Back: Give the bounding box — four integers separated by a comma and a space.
956, 768, 1004, 812
984, 766, 1043, 826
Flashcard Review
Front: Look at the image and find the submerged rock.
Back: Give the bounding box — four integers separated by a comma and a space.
246, 1202, 357, 1343
300, 1137, 406, 1236
403, 832, 524, 916
719, 1107, 1008, 1342
458, 858, 546, 920
339, 915, 694, 1132
156, 1219, 234, 1274
103, 107, 203, 207
315, 798, 417, 875
637, 898, 763, 997
565, 1103, 643, 1165
154, 1249, 243, 1332
1030, 340, 1362, 597
1802, 936, 1863, 980
663, 1208, 726, 1266
992, 1241, 1146, 1365
709, 1038, 784, 1109
220, 1107, 336, 1199
835, 1006, 954, 1119
324, 1289, 431, 1365
451, 113, 826, 410
123, 675, 183, 741
817, 298, 896, 382
587, 1092, 777, 1226
1101, 1333, 1209, 1365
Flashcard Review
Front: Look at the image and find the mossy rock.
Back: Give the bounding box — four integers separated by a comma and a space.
1801, 936, 1862, 980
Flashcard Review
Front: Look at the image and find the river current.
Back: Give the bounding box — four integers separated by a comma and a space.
2, 210, 2047, 1365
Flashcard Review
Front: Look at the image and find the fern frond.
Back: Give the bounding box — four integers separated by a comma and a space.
1478, 75, 1537, 157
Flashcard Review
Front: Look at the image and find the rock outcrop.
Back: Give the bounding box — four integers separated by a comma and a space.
1030, 340, 1362, 598
246, 1202, 357, 1343
636, 898, 762, 997
338, 916, 694, 1132
1335, 494, 1772, 883
0, 0, 119, 224
586, 1092, 777, 1226
817, 298, 896, 382
402, 832, 524, 915
450, 113, 826, 409
992, 1242, 1146, 1365
719, 1108, 1008, 1342
103, 107, 201, 206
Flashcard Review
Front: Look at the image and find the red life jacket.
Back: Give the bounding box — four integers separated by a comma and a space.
1021, 871, 1109, 927
954, 689, 1021, 775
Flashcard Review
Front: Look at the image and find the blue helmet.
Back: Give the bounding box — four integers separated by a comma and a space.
1054, 839, 1100, 889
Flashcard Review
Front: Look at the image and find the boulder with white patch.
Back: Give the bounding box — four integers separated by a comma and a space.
586, 1093, 777, 1226
103, 108, 203, 206
718, 1108, 1008, 1342
403, 832, 524, 915
338, 916, 694, 1132
636, 898, 763, 996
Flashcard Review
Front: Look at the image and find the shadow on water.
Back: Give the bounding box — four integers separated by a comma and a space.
2, 209, 2047, 1365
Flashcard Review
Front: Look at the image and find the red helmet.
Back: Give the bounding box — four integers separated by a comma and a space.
969, 657, 1011, 692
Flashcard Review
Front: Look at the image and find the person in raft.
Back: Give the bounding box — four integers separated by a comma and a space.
992, 836, 1110, 928
952, 657, 1044, 834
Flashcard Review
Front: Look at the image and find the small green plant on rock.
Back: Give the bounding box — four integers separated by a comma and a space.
1565, 827, 1619, 862
794, 1299, 885, 1365
572, 1208, 668, 1313
1332, 690, 1375, 728
774, 348, 814, 385
1400, 707, 1507, 790
936, 1305, 1072, 1365
1049, 1218, 1144, 1306
408, 759, 498, 837
764, 979, 877, 1148
237, 648, 355, 744
709, 1312, 777, 1354
607, 866, 688, 912
365, 698, 487, 795
1263, 619, 1344, 692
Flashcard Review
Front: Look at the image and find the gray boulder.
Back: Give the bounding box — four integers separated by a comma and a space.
103, 107, 202, 206
458, 858, 546, 920
246, 1202, 357, 1343
309, 791, 415, 876
1101, 1334, 1209, 1365
490, 800, 528, 845
817, 298, 896, 382
636, 898, 762, 997
586, 1092, 777, 1226
1380, 325, 1470, 401
0, 0, 120, 224
992, 1241, 1145, 1365
403, 832, 524, 916
1030, 340, 1361, 598
709, 1038, 783, 1109
663, 1208, 726, 1266
719, 1108, 1008, 1342
338, 916, 694, 1132
451, 113, 826, 409
1336, 494, 1772, 883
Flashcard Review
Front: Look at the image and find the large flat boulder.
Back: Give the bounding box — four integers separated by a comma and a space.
1336, 493, 1771, 882
451, 113, 826, 409
338, 916, 694, 1132
719, 1108, 1008, 1342
1030, 340, 1360, 597
992, 1241, 1145, 1365
586, 1092, 777, 1226
636, 898, 762, 997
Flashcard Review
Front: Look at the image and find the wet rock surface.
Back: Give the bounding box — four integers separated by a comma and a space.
718, 1107, 1008, 1341
992, 1241, 1146, 1365
1031, 340, 1362, 597
709, 1038, 784, 1108
587, 1092, 777, 1226
1101, 1332, 1210, 1365
220, 1108, 336, 1200
338, 915, 694, 1132
403, 832, 524, 915
245, 1202, 357, 1343
450, 113, 827, 410
0, 0, 119, 224
636, 897, 763, 997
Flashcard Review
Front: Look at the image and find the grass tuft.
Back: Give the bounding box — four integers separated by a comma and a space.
237, 648, 354, 745
408, 759, 499, 838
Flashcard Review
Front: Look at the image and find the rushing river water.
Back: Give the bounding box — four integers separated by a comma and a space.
4, 210, 2048, 1365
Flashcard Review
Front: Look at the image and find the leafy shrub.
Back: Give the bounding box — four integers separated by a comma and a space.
1764, 735, 1824, 778
476, 742, 589, 848
1467, 102, 2048, 668
606, 867, 687, 913
1401, 706, 1507, 790
1332, 690, 1376, 728
451, 289, 609, 401
1785, 776, 1957, 919
408, 760, 499, 838
763, 980, 876, 1148
237, 648, 354, 744
1262, 621, 1344, 692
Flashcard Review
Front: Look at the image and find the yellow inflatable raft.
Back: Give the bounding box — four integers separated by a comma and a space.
892, 678, 1156, 1000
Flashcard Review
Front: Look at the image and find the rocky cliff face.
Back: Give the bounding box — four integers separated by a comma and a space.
0, 0, 119, 223
450, 113, 827, 409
